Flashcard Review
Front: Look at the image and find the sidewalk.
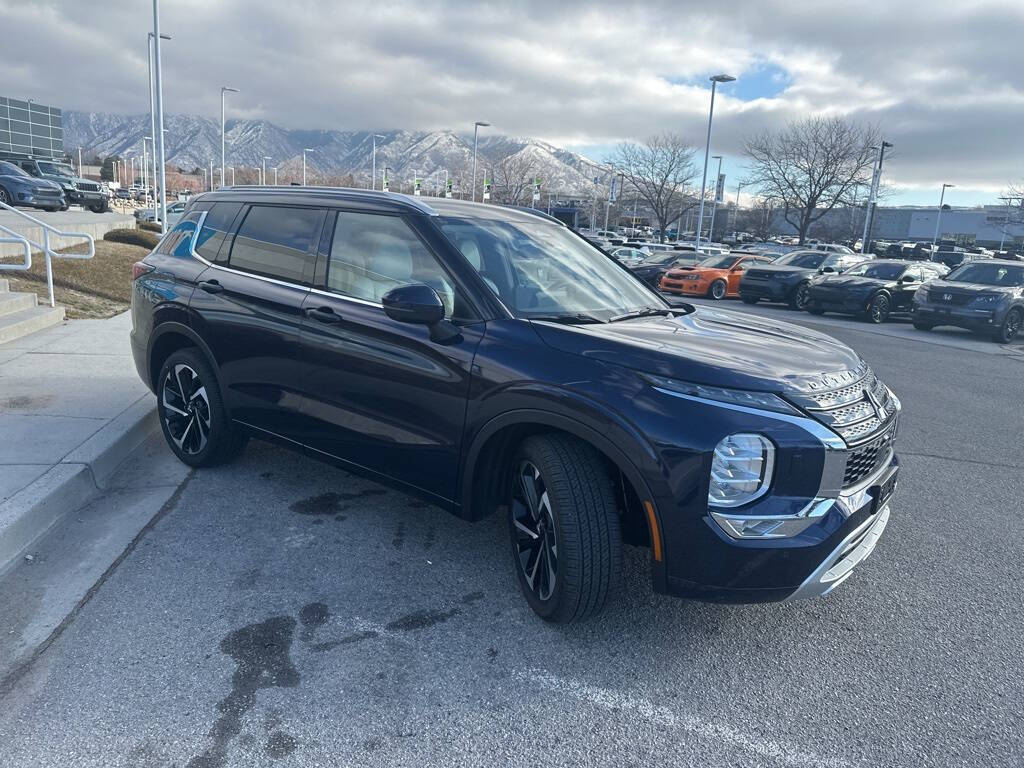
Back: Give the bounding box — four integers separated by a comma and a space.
0, 310, 159, 572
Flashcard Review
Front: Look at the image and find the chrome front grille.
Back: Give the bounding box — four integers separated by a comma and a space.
788, 370, 899, 487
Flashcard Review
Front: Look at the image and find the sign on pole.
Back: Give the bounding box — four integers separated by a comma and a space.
445, 178, 453, 198
532, 177, 541, 203
482, 177, 491, 202
413, 176, 421, 196
715, 173, 726, 203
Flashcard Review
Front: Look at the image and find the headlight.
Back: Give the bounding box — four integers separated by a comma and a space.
972, 293, 1004, 304
645, 375, 801, 416
62, 181, 78, 191
709, 433, 775, 508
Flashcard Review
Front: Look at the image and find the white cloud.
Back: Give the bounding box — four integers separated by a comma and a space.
1, 0, 1021, 200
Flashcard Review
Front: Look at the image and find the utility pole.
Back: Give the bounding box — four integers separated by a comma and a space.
151, 0, 169, 233
931, 183, 954, 248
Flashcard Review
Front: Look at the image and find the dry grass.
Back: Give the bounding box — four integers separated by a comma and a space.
1, 240, 150, 318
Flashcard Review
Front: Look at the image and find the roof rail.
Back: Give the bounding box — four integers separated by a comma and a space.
217, 185, 438, 216
498, 205, 567, 226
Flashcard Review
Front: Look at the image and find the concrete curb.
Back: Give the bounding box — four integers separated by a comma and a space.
0, 395, 158, 575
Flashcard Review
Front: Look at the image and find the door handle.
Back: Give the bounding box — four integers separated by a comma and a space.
198, 280, 223, 294
306, 306, 341, 324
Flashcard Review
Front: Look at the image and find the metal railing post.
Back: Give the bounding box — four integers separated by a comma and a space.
43, 229, 55, 307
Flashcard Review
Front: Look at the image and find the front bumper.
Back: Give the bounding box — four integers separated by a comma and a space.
662, 277, 708, 295
914, 301, 1004, 329
808, 288, 873, 314
10, 187, 65, 209
66, 188, 108, 207
739, 277, 791, 302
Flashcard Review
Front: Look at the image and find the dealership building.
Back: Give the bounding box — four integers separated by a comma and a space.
0, 97, 65, 159
770, 204, 1024, 249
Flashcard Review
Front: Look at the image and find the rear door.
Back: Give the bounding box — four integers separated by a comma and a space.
188, 202, 326, 438
296, 209, 484, 504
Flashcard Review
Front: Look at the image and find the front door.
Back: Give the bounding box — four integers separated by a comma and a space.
892, 265, 923, 310
297, 210, 483, 504
189, 203, 326, 438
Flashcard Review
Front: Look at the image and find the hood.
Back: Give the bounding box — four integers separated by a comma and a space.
532, 306, 864, 394
667, 266, 725, 278
816, 275, 886, 290
926, 279, 1020, 296
746, 263, 818, 278
0, 173, 61, 190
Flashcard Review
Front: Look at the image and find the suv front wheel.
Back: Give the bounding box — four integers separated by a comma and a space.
157, 348, 246, 467
508, 435, 621, 623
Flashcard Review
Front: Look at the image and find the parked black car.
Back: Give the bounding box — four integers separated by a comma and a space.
1, 155, 108, 212
806, 260, 949, 323
739, 249, 865, 309
131, 187, 900, 622
629, 250, 699, 286
912, 259, 1024, 342
0, 160, 65, 211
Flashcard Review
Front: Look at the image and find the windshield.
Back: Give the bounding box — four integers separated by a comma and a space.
775, 251, 827, 269
642, 251, 681, 265
699, 255, 737, 269
842, 262, 906, 280
0, 161, 30, 177
438, 215, 664, 320
948, 263, 1024, 286
38, 161, 77, 178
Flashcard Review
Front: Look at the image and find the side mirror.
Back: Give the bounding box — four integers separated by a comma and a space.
899, 276, 913, 284
821, 266, 836, 274
381, 283, 460, 343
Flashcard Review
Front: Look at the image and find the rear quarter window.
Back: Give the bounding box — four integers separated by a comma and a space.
227, 205, 325, 284
153, 211, 203, 258
195, 202, 243, 263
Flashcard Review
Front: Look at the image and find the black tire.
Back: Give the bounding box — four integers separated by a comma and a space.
156, 347, 246, 467
866, 293, 891, 324
508, 434, 621, 623
89, 204, 108, 213
0, 187, 11, 206
993, 308, 1023, 343
789, 281, 812, 310
740, 295, 759, 305
806, 303, 825, 315
708, 279, 727, 300
913, 320, 933, 331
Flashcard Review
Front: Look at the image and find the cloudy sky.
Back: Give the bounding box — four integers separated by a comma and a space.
3, 0, 1022, 205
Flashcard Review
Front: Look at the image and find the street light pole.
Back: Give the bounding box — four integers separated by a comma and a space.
695, 74, 735, 251
220, 86, 239, 190
731, 181, 746, 239
472, 121, 490, 202
371, 134, 385, 190
860, 141, 892, 254
262, 156, 271, 186
931, 183, 954, 248
151, 1, 169, 233
999, 196, 1015, 251
302, 148, 314, 186
707, 155, 723, 242
273, 167, 278, 186
229, 166, 235, 185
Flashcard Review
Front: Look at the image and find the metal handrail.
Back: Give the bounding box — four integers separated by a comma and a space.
0, 200, 95, 307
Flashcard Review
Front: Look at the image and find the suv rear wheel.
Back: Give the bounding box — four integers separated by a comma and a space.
157, 348, 246, 467
508, 435, 621, 623
867, 293, 891, 323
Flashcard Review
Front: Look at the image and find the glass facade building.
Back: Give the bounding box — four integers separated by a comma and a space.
0, 97, 64, 158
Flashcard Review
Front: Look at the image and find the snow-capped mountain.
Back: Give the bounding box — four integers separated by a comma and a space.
62, 111, 607, 194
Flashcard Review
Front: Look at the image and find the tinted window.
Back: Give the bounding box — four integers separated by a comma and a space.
327, 211, 462, 318
777, 251, 827, 269
948, 263, 1024, 286
154, 211, 203, 258
195, 202, 242, 263
229, 205, 323, 284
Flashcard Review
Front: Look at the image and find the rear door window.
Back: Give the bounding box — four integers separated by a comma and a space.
228, 205, 325, 285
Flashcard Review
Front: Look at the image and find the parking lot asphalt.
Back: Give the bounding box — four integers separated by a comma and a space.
1, 302, 1022, 768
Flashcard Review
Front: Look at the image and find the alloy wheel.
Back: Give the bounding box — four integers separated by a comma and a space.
794, 283, 811, 309
511, 460, 558, 601
0, 188, 10, 205
1005, 310, 1022, 341
710, 280, 727, 300
161, 363, 211, 455
869, 294, 890, 323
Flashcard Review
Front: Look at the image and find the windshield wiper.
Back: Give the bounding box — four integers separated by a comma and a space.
608, 307, 674, 322
527, 313, 606, 325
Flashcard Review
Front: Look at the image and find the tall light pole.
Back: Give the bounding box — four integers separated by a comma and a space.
151, 1, 169, 233
229, 166, 235, 185
273, 167, 278, 185
931, 183, 955, 248
695, 74, 735, 251
219, 86, 239, 191
707, 155, 723, 242
371, 134, 385, 190
262, 156, 271, 186
78, 147, 83, 177
860, 140, 892, 254
302, 148, 314, 185
147, 32, 170, 217
731, 181, 746, 239
472, 120, 490, 202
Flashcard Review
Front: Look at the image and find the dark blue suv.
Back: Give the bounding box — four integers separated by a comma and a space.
130, 188, 901, 622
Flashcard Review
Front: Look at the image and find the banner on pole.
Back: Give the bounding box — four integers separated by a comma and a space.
715, 174, 726, 203
483, 178, 491, 202
413, 176, 421, 196
532, 177, 541, 203
445, 178, 453, 198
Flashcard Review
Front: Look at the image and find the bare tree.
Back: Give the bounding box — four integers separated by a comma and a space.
735, 197, 779, 242
610, 133, 698, 242
744, 117, 879, 244
490, 150, 541, 206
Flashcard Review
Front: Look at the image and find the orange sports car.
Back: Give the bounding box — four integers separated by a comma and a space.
660, 253, 774, 299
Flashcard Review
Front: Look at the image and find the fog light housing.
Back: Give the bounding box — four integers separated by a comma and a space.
708, 433, 775, 508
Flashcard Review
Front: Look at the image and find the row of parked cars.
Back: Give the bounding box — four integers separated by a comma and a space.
0, 156, 110, 213
649, 244, 1023, 344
